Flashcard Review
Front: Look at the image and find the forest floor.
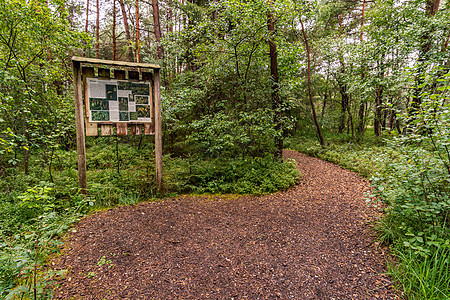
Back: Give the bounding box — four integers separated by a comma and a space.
52, 150, 399, 299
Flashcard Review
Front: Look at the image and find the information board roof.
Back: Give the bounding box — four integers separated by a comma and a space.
72, 56, 160, 69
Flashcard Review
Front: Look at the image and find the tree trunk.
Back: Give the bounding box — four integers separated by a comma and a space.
267, 7, 283, 157
357, 101, 365, 136
23, 147, 29, 175
412, 0, 440, 113
136, 0, 140, 62
374, 85, 383, 136
152, 0, 163, 59
347, 98, 354, 140
96, 0, 99, 58
360, 0, 366, 42
213, 0, 218, 20
22, 118, 29, 175
389, 108, 396, 131
320, 90, 327, 121
300, 18, 324, 146
83, 0, 89, 57
168, 0, 174, 33
118, 0, 134, 62
338, 84, 348, 134
113, 0, 117, 60
357, 0, 366, 136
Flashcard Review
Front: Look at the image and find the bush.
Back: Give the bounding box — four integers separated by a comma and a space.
0, 183, 87, 299
285, 134, 393, 178
169, 155, 300, 195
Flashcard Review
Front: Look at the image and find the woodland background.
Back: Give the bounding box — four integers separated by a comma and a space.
1, 0, 450, 298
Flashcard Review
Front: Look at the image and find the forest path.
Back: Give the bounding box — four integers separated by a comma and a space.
54, 150, 397, 299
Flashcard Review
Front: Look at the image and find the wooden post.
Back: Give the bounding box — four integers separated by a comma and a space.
71, 57, 162, 193
72, 61, 88, 194
83, 67, 98, 136
154, 69, 163, 192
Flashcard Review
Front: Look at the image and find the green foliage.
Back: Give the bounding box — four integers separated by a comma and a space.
189, 110, 279, 157
0, 0, 84, 172
173, 156, 300, 195
370, 72, 450, 257
163, 0, 301, 158
0, 183, 87, 299
389, 248, 450, 300
288, 102, 450, 298
285, 133, 392, 178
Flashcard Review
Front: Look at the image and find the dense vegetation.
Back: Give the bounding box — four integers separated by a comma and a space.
1, 0, 450, 298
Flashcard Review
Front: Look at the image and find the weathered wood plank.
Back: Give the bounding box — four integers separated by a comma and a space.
130, 124, 142, 135
144, 123, 154, 135
85, 122, 98, 136
135, 125, 142, 135
72, 61, 87, 194
82, 67, 95, 116
101, 124, 113, 136
72, 56, 160, 69
117, 123, 128, 135
82, 67, 98, 136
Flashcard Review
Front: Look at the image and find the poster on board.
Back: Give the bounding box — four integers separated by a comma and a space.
87, 78, 153, 123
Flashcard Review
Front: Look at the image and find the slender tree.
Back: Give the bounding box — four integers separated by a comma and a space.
267, 3, 283, 157
357, 0, 366, 136
168, 0, 174, 33
96, 0, 99, 58
374, 61, 384, 136
136, 0, 140, 62
152, 0, 163, 59
113, 0, 117, 60
118, 0, 134, 62
412, 0, 440, 112
83, 0, 89, 57
300, 17, 324, 146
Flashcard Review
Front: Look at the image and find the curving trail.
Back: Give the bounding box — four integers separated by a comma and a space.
54, 150, 397, 299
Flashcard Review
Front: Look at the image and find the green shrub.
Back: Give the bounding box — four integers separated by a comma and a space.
287, 128, 450, 298
285, 135, 393, 178
177, 156, 300, 195
0, 184, 86, 299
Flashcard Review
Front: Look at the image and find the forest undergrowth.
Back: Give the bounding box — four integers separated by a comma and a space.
0, 137, 299, 299
287, 130, 450, 300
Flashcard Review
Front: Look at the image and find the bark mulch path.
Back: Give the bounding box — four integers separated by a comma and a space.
53, 150, 398, 299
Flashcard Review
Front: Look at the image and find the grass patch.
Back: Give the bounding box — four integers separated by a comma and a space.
389, 248, 450, 300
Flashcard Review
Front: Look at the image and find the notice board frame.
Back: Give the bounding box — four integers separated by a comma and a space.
72, 56, 163, 193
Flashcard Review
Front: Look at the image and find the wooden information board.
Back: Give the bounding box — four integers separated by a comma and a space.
72, 57, 163, 193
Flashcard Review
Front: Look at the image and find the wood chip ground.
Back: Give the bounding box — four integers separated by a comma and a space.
53, 150, 399, 299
